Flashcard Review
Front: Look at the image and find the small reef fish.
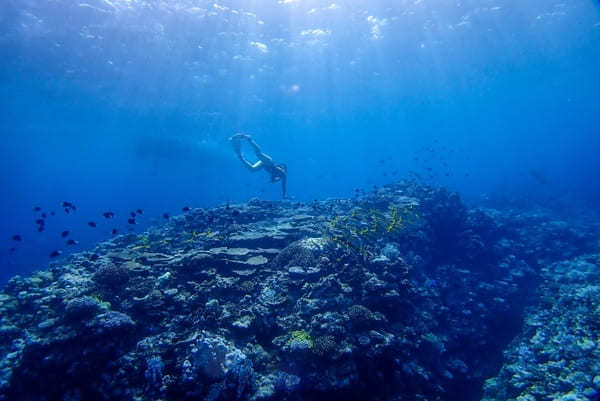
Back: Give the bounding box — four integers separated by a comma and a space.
136, 209, 143, 215
111, 228, 118, 235
182, 206, 190, 212
12, 235, 22, 242
66, 239, 78, 246
162, 213, 169, 219
88, 221, 97, 228
130, 212, 136, 218
128, 218, 136, 225
33, 206, 42, 212
49, 250, 61, 258
61, 230, 69, 238
102, 211, 115, 219
61, 201, 76, 211
41, 213, 47, 218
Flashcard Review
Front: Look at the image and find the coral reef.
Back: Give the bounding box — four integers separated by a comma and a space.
482, 254, 600, 401
0, 182, 598, 401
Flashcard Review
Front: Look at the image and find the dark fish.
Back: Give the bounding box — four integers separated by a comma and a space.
136, 209, 143, 215
162, 213, 169, 219
111, 228, 118, 235
89, 253, 99, 261
232, 210, 240, 217
37, 226, 45, 232
182, 206, 190, 212
225, 203, 230, 211
102, 211, 115, 219
61, 230, 69, 238
50, 211, 55, 216
61, 201, 76, 210
49, 250, 61, 258
12, 235, 22, 242
35, 219, 45, 225
88, 221, 97, 228
66, 239, 78, 246
64, 208, 70, 214
9, 247, 16, 253
41, 212, 47, 218
130, 212, 136, 218
127, 218, 136, 225
34, 206, 42, 212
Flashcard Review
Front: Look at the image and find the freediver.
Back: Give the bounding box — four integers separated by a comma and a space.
229, 133, 287, 198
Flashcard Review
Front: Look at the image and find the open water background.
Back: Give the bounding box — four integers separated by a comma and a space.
1, 0, 599, 283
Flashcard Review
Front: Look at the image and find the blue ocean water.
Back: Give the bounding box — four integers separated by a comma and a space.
1, 0, 599, 284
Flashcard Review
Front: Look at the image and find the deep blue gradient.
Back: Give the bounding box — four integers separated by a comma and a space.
1, 0, 599, 283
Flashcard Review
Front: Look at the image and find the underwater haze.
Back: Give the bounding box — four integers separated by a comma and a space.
1, 0, 600, 281
3, 2, 600, 401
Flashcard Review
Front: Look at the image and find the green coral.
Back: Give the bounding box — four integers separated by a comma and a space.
88, 293, 111, 310
286, 330, 313, 349
323, 202, 420, 258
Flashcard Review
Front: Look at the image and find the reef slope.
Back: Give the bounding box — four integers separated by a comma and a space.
0, 182, 597, 401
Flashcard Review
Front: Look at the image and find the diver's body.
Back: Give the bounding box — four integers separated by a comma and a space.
230, 134, 287, 198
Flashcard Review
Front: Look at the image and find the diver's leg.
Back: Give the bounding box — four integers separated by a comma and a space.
230, 135, 263, 171
246, 138, 274, 164
238, 154, 263, 172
